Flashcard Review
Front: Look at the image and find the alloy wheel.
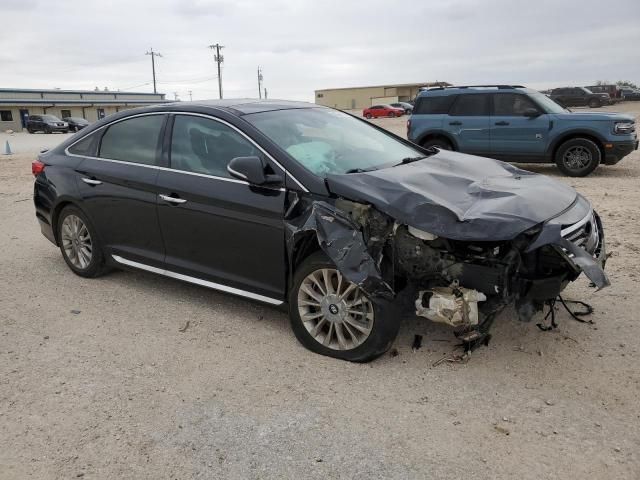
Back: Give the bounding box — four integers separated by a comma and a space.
297, 268, 374, 351
61, 214, 93, 269
563, 145, 592, 171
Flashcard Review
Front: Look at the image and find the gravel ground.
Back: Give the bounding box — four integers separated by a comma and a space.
1, 104, 639, 479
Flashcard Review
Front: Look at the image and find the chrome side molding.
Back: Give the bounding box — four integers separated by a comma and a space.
111, 254, 284, 306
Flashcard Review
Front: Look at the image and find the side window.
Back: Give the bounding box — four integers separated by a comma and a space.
60, 110, 71, 119
170, 115, 259, 178
99, 115, 165, 165
414, 95, 457, 114
449, 94, 489, 116
68, 134, 99, 156
493, 94, 538, 116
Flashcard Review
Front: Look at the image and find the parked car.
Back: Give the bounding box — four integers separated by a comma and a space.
26, 115, 69, 133
585, 85, 621, 104
32, 100, 609, 361
63, 117, 90, 132
408, 85, 637, 176
363, 105, 404, 119
620, 88, 640, 101
549, 87, 609, 108
390, 102, 414, 114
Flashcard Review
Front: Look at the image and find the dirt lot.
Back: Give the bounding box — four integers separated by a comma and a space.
1, 105, 639, 479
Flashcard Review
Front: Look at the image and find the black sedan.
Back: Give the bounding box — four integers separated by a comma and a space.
63, 116, 90, 132
32, 100, 609, 362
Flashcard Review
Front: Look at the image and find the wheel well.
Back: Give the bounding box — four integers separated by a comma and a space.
552, 133, 605, 162
287, 233, 321, 292
420, 133, 455, 150
51, 201, 73, 243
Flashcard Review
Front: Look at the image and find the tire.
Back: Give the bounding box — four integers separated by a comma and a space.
365, 114, 372, 119
555, 137, 601, 177
421, 137, 453, 151
57, 205, 107, 278
289, 251, 400, 362
44, 126, 51, 134
27, 128, 33, 134
588, 99, 601, 108
387, 112, 395, 118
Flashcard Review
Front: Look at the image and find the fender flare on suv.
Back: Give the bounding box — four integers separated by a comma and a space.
415, 130, 459, 151
546, 129, 606, 162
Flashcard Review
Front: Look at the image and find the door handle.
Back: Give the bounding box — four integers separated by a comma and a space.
494, 121, 510, 126
449, 121, 462, 126
81, 177, 102, 185
159, 194, 187, 205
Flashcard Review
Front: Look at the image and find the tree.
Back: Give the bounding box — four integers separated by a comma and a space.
595, 80, 610, 86
616, 80, 638, 89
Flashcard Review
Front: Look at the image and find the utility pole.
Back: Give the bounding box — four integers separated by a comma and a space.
145, 48, 163, 94
264, 88, 268, 99
257, 67, 263, 99
188, 90, 193, 101
208, 43, 224, 99
173, 92, 179, 101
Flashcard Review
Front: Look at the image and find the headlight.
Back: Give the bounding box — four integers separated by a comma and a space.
614, 121, 636, 134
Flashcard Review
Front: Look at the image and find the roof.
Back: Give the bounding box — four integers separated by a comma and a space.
417, 85, 537, 97
188, 99, 321, 114
0, 87, 162, 96
315, 82, 451, 93
0, 99, 171, 106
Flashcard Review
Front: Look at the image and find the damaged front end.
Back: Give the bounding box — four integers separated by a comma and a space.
285, 190, 608, 350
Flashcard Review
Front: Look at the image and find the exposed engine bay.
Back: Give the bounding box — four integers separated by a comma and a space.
285, 192, 608, 350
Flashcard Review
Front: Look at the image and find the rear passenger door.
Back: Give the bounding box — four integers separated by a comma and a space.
489, 93, 550, 160
155, 114, 287, 302
73, 114, 167, 267
445, 94, 491, 155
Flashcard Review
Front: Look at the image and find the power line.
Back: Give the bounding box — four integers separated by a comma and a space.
145, 48, 163, 94
208, 43, 224, 99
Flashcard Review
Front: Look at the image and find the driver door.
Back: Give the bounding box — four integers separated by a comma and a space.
155, 114, 287, 301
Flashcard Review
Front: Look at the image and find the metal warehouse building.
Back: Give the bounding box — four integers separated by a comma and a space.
0, 88, 169, 132
314, 82, 451, 109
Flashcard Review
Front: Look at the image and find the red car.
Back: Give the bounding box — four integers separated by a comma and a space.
363, 104, 404, 119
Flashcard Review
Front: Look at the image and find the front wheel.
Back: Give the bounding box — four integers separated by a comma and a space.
555, 138, 601, 177
588, 99, 601, 108
289, 252, 400, 362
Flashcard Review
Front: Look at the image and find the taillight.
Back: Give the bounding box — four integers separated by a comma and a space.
32, 160, 45, 176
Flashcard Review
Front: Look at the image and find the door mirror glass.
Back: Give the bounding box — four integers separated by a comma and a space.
523, 108, 541, 118
227, 156, 282, 186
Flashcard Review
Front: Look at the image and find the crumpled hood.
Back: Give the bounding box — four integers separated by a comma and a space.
325, 150, 578, 241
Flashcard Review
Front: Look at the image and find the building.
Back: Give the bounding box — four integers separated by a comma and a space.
314, 82, 451, 110
0, 88, 169, 132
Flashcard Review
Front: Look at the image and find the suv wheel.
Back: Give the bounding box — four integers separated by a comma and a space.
44, 125, 51, 134
555, 138, 601, 177
57, 205, 107, 278
289, 251, 400, 362
422, 138, 453, 151
588, 98, 601, 108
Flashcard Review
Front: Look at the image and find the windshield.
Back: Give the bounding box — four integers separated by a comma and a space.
530, 93, 567, 114
43, 115, 62, 122
244, 108, 427, 176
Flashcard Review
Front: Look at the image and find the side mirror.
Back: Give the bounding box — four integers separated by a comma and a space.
227, 156, 282, 186
523, 108, 541, 118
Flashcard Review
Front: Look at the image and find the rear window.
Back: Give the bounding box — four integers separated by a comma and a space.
99, 115, 165, 165
414, 95, 456, 114
449, 94, 489, 116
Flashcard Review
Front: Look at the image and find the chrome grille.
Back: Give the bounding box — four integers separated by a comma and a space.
561, 211, 600, 257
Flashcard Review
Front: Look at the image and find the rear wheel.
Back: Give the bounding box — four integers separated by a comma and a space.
588, 98, 601, 108
57, 205, 107, 278
365, 113, 372, 119
289, 252, 400, 362
555, 137, 601, 177
421, 137, 453, 151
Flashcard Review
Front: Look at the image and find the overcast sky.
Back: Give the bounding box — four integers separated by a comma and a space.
2, 0, 639, 101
